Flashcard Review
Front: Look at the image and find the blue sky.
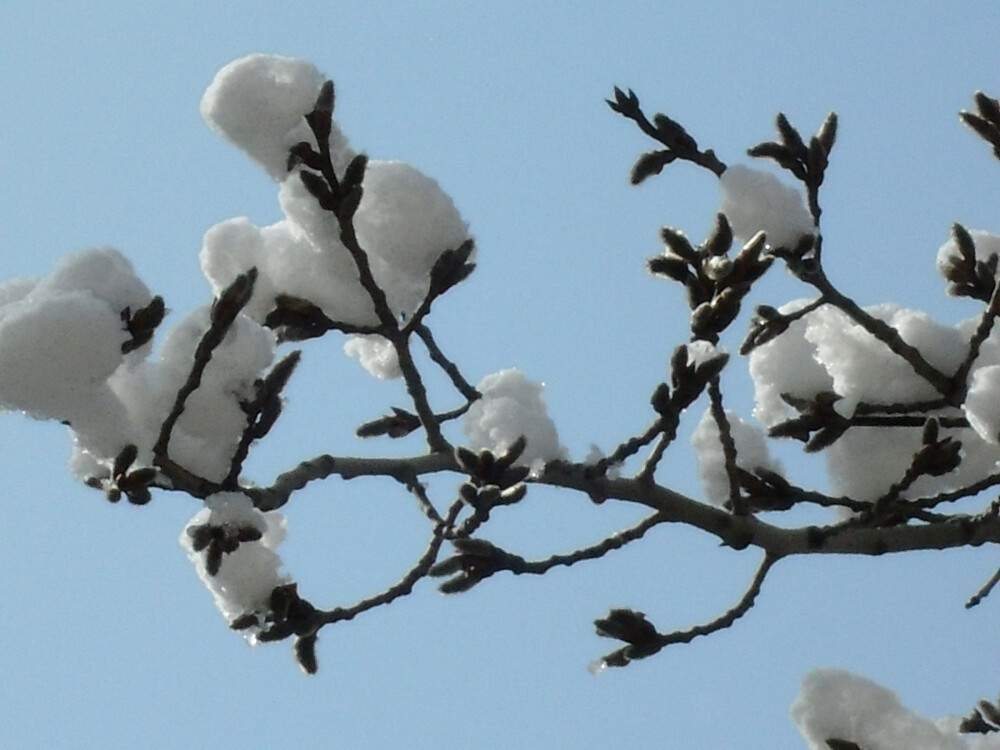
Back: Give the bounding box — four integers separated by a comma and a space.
2, 3, 999, 748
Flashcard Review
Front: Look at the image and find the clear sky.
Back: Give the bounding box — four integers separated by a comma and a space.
2, 3, 999, 749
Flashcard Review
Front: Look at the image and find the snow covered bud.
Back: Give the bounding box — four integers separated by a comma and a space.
936, 223, 1000, 301
791, 669, 963, 750
180, 492, 290, 628
86, 443, 158, 505
0, 248, 153, 425
669, 340, 729, 409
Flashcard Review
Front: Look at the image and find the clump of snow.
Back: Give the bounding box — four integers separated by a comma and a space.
199, 217, 276, 321
749, 299, 834, 428
180, 492, 290, 628
33, 246, 153, 316
582, 444, 622, 479
0, 292, 126, 419
200, 53, 353, 181
965, 365, 1000, 444
790, 669, 975, 750
691, 407, 782, 506
749, 300, 1000, 504
718, 164, 814, 249
750, 301, 969, 422
343, 334, 401, 379
354, 160, 469, 276
805, 303, 966, 416
824, 426, 922, 502
199, 56, 472, 334
0, 249, 152, 431
464, 369, 567, 472
0, 277, 38, 307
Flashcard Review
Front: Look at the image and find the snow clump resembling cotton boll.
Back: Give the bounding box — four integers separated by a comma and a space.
32, 247, 153, 317
180, 492, 290, 628
354, 161, 469, 275
691, 408, 781, 507
353, 160, 471, 316
718, 164, 814, 249
201, 54, 353, 181
0, 277, 38, 308
825, 426, 923, 503
464, 369, 567, 472
199, 217, 275, 321
200, 211, 378, 328
936, 228, 1000, 296
343, 334, 401, 379
964, 365, 1000, 444
749, 300, 834, 428
790, 669, 966, 750
805, 303, 966, 416
0, 291, 127, 420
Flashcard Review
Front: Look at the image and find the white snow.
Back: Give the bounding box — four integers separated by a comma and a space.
805, 303, 966, 416
354, 160, 470, 277
791, 668, 1000, 750
200, 53, 353, 181
343, 334, 401, 379
965, 365, 1000, 443
180, 491, 290, 628
718, 164, 814, 249
691, 407, 782, 506
464, 368, 567, 472
749, 299, 834, 428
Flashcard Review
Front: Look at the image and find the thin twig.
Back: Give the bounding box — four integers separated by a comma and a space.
967, 563, 1000, 608
320, 500, 463, 625
658, 550, 778, 646
414, 322, 480, 401
595, 419, 663, 475
812, 275, 954, 396
247, 453, 457, 511
949, 280, 1000, 403
596, 551, 778, 668
707, 378, 746, 515
152, 271, 257, 496
513, 513, 666, 574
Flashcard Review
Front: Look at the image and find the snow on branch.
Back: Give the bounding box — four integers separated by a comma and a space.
9, 55, 1000, 743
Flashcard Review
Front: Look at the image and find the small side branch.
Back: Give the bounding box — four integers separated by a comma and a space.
320, 500, 463, 625
813, 276, 954, 396
248, 452, 457, 511
595, 552, 778, 669
414, 322, 480, 402
515, 512, 666, 574
657, 550, 777, 647
966, 563, 1000, 609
